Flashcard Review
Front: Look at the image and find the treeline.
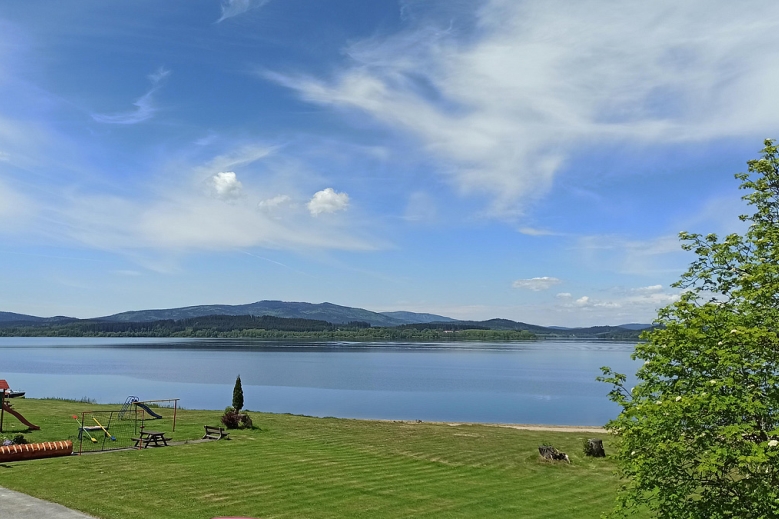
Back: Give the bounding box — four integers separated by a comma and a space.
0, 314, 535, 341
397, 322, 489, 331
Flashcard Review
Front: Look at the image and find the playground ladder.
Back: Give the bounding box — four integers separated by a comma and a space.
118, 396, 139, 419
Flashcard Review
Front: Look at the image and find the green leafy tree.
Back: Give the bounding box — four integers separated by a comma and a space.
232, 375, 244, 413
600, 139, 779, 518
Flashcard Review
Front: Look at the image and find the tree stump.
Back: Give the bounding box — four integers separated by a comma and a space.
538, 445, 570, 463
585, 438, 605, 457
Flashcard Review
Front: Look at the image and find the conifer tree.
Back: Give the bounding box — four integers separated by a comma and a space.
232, 375, 244, 413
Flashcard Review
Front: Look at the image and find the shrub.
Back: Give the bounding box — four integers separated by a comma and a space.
12, 434, 28, 445
221, 407, 240, 429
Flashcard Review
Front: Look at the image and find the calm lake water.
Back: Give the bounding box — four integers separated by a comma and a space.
0, 337, 639, 425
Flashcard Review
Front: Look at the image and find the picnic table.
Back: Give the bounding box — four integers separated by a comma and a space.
133, 430, 171, 448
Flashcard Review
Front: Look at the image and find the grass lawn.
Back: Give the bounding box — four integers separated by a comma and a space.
0, 398, 635, 518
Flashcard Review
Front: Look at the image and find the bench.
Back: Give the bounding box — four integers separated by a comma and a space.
203, 425, 229, 440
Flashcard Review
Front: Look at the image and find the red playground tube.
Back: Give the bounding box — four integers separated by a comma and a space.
0, 440, 73, 462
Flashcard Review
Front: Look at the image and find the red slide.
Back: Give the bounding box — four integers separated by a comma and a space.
2, 403, 40, 430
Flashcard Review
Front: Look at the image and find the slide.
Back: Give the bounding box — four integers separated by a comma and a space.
135, 402, 163, 419
2, 402, 40, 430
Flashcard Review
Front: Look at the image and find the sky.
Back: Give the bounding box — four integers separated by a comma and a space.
0, 0, 777, 326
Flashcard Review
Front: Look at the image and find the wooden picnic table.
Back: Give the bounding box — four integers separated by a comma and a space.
133, 430, 170, 448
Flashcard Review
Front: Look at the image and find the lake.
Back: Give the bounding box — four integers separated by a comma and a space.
0, 337, 639, 425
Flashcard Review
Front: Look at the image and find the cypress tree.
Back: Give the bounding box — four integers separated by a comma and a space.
232, 375, 244, 412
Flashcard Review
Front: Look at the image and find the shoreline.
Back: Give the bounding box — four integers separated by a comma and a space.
377, 418, 607, 434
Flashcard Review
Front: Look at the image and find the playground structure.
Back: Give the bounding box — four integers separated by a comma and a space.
0, 440, 72, 462
74, 397, 178, 454
119, 396, 179, 431
0, 379, 39, 432
75, 409, 147, 453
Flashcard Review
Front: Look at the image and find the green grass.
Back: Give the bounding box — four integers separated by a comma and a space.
0, 398, 635, 519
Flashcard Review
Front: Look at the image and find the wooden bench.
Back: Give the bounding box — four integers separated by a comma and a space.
202, 425, 229, 440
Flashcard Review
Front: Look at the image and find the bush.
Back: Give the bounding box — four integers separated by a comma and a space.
220, 407, 253, 430
12, 434, 28, 445
221, 407, 240, 429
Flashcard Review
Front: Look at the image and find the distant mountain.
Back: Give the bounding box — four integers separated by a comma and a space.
100, 300, 407, 327
0, 312, 75, 325
424, 318, 646, 339
0, 301, 650, 338
617, 323, 653, 330
379, 311, 456, 324
0, 312, 44, 323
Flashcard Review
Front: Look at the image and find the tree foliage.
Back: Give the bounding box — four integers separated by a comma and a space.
600, 139, 779, 518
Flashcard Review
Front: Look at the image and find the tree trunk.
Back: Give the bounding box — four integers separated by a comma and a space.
586, 438, 605, 457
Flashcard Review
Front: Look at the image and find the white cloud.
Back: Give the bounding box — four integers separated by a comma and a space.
269, 0, 779, 216
211, 171, 243, 200
308, 188, 349, 216
91, 67, 170, 125
217, 0, 271, 22
512, 276, 561, 291
556, 292, 572, 299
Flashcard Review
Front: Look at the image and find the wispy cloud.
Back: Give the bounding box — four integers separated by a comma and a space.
403, 191, 438, 223
217, 0, 272, 23
561, 291, 679, 310
51, 146, 374, 254
91, 67, 170, 125
518, 227, 559, 237
512, 276, 561, 291
632, 284, 663, 294
577, 234, 688, 276
0, 178, 34, 231
258, 194, 292, 213
267, 0, 779, 216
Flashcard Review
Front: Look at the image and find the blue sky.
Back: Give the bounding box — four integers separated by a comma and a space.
0, 0, 776, 326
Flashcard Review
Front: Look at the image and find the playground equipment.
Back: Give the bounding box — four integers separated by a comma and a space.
93, 416, 116, 441
0, 379, 39, 432
74, 410, 144, 454
71, 415, 97, 443
0, 440, 73, 462
119, 396, 178, 431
